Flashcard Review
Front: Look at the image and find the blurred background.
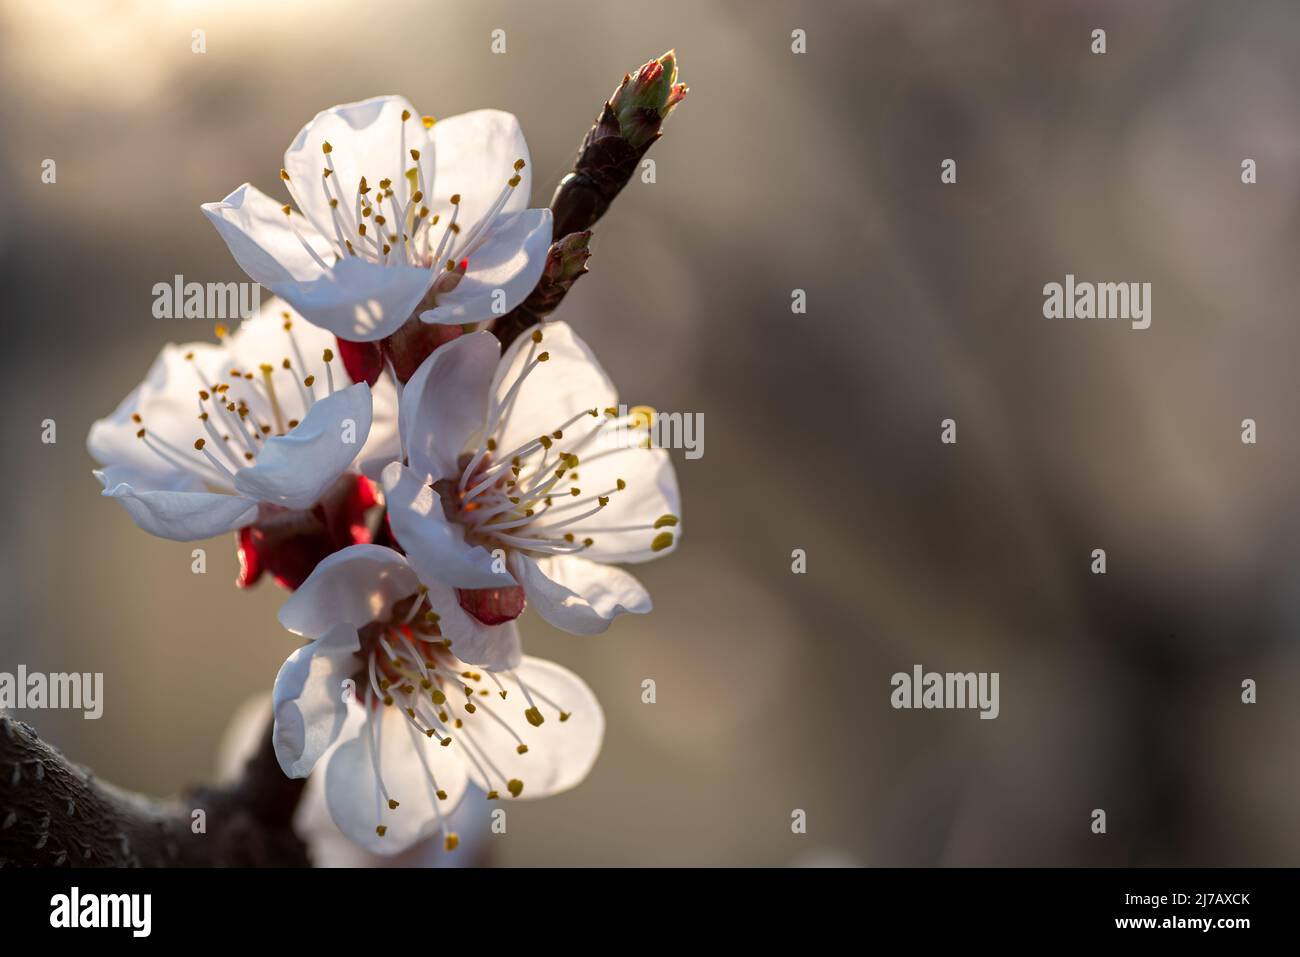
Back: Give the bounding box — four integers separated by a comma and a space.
3, 0, 1300, 866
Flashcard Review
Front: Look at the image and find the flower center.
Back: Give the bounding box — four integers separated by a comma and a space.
355, 590, 574, 847
278, 110, 525, 300
132, 314, 342, 492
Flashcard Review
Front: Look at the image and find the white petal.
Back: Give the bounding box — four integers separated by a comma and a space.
430, 110, 533, 237
234, 382, 373, 509
283, 95, 433, 244
382, 462, 514, 589
202, 183, 333, 286
272, 623, 361, 778
227, 298, 336, 386
462, 656, 604, 800
428, 592, 523, 672
509, 553, 651, 636
488, 320, 618, 457
278, 544, 420, 640
419, 208, 552, 326
356, 369, 403, 481
95, 467, 258, 541
553, 442, 682, 564
87, 342, 229, 482
399, 331, 498, 481
271, 255, 433, 343
324, 703, 471, 855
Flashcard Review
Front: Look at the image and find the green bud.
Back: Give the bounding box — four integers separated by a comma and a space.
610, 50, 688, 148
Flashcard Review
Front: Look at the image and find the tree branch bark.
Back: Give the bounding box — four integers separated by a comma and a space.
0, 712, 308, 867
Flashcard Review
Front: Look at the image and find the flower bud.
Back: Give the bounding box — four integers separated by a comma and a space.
609, 50, 688, 149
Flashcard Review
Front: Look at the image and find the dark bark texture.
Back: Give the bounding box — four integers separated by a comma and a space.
0, 712, 308, 867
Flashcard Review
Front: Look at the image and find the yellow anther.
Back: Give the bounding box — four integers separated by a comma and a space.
322, 141, 333, 154
486, 790, 499, 800
322, 348, 334, 362
410, 148, 420, 161
436, 789, 447, 800
514, 158, 526, 171
281, 204, 291, 215
387, 799, 400, 810
629, 405, 656, 428
136, 428, 146, 439
303, 375, 315, 387
507, 779, 524, 798
651, 531, 674, 552
214, 323, 229, 340
194, 439, 206, 451
538, 435, 553, 450
449, 193, 461, 205
486, 438, 496, 451
431, 689, 446, 705
400, 109, 411, 121
599, 496, 610, 507
375, 825, 387, 837
422, 115, 435, 129
443, 833, 459, 851
279, 168, 290, 181
559, 712, 571, 722
571, 488, 581, 496
524, 707, 544, 727
516, 744, 529, 755
508, 174, 521, 188
616, 478, 627, 490
654, 514, 679, 528
531, 329, 543, 343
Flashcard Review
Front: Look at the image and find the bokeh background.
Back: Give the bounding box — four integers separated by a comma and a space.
3, 0, 1300, 866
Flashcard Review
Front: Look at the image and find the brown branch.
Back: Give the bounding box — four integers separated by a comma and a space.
490, 50, 687, 350
0, 712, 308, 868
